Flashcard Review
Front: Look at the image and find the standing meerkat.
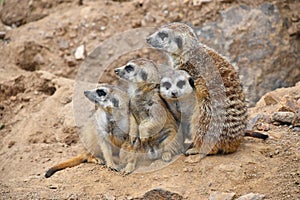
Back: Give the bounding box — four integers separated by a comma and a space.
147, 22, 267, 156
114, 58, 183, 174
45, 84, 130, 178
159, 69, 196, 147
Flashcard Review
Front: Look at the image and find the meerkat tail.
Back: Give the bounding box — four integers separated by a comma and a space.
244, 130, 268, 140
45, 153, 100, 178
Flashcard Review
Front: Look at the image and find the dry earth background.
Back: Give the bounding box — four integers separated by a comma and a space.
0, 0, 300, 199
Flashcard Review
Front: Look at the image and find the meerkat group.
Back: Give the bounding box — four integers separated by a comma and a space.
45, 22, 267, 178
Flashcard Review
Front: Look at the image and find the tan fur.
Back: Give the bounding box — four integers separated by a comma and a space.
115, 58, 183, 174
147, 22, 247, 155
45, 84, 130, 178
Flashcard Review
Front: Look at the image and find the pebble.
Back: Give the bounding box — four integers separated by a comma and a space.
209, 191, 236, 200
58, 39, 69, 50
74, 44, 85, 60
271, 111, 295, 124
293, 127, 300, 132
0, 31, 6, 39
236, 193, 265, 200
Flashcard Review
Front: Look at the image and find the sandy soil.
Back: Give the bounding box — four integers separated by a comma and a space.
0, 0, 299, 199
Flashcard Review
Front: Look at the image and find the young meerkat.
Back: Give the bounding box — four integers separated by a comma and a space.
147, 22, 267, 156
45, 84, 130, 178
114, 58, 183, 174
159, 69, 196, 147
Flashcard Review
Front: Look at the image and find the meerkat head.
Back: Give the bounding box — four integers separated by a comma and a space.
84, 84, 127, 111
114, 58, 160, 84
146, 22, 198, 56
160, 70, 195, 100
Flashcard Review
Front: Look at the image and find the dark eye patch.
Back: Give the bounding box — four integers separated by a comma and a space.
111, 97, 119, 107
158, 31, 168, 40
162, 82, 171, 90
177, 80, 186, 89
141, 70, 148, 81
125, 64, 134, 73
96, 89, 106, 97
175, 36, 182, 49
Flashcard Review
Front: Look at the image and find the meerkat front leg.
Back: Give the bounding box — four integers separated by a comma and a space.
139, 100, 167, 141
129, 114, 138, 145
100, 137, 120, 171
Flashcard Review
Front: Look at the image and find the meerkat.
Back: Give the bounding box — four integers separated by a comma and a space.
159, 69, 196, 147
114, 58, 183, 174
147, 22, 267, 156
45, 84, 130, 178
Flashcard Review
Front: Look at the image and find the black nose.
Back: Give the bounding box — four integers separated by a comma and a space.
146, 36, 151, 43
114, 68, 120, 75
171, 91, 177, 97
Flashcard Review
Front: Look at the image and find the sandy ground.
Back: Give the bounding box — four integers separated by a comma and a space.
0, 0, 299, 199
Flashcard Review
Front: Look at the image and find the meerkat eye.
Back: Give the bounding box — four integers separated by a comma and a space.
177, 80, 186, 89
162, 82, 171, 90
125, 64, 134, 73
158, 31, 168, 40
96, 89, 106, 97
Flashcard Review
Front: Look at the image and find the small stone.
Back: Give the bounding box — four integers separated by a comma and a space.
236, 193, 265, 200
65, 56, 77, 67
263, 94, 279, 105
193, 0, 211, 6
293, 127, 300, 132
33, 53, 45, 65
209, 191, 236, 200
268, 131, 283, 139
104, 194, 116, 200
58, 39, 69, 50
74, 44, 86, 60
0, 124, 5, 130
100, 26, 106, 31
0, 31, 6, 39
8, 141, 16, 148
49, 185, 58, 189
256, 123, 270, 131
183, 167, 188, 172
10, 96, 17, 101
278, 96, 299, 113
271, 112, 295, 124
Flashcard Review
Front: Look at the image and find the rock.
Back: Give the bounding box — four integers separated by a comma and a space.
195, 3, 300, 105
16, 41, 44, 71
58, 40, 70, 50
0, 0, 47, 27
65, 56, 77, 67
272, 112, 295, 124
74, 45, 86, 60
209, 191, 236, 200
278, 96, 300, 113
0, 31, 6, 39
193, 0, 212, 6
236, 193, 265, 200
256, 123, 270, 131
133, 188, 183, 200
263, 94, 279, 106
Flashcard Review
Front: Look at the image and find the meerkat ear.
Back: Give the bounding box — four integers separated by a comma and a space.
188, 77, 195, 89
140, 70, 148, 81
111, 97, 119, 107
175, 36, 183, 49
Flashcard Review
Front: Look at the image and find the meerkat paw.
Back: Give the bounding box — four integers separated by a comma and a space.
121, 163, 135, 175
106, 162, 120, 172
89, 157, 105, 165
184, 148, 200, 156
162, 152, 172, 162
